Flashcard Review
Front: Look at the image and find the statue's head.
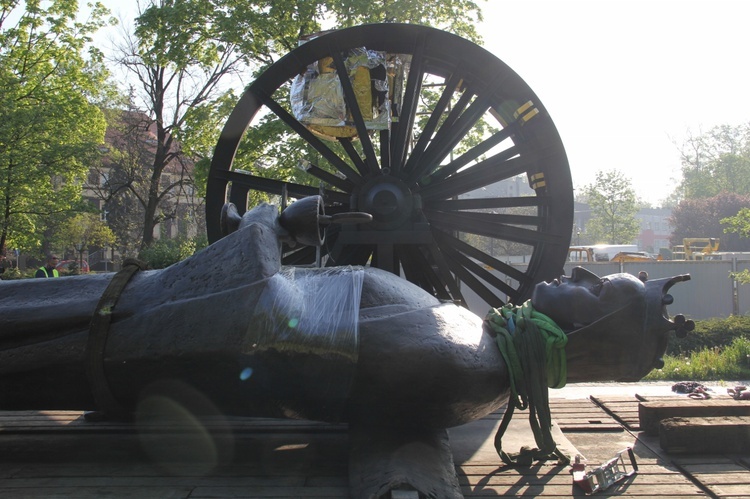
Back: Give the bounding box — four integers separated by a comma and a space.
531, 267, 691, 382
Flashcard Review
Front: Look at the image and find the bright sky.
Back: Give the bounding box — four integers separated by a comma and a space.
477, 0, 750, 206
98, 0, 749, 207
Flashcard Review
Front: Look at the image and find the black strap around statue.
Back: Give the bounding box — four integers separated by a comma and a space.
85, 258, 147, 419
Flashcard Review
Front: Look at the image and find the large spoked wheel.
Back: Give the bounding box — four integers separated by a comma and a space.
206, 23, 573, 307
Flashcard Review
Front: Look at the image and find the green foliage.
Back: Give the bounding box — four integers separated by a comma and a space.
678, 124, 750, 199
665, 315, 750, 356
53, 212, 117, 254
0, 266, 37, 280
722, 206, 750, 238
669, 192, 750, 250
329, 0, 483, 41
721, 206, 750, 284
647, 315, 750, 382
137, 235, 208, 269
583, 169, 640, 244
645, 336, 750, 381
0, 0, 115, 255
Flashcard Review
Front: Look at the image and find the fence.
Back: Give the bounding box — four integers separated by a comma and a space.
462, 259, 750, 321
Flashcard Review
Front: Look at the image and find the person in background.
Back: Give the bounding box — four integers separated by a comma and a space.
35, 255, 60, 278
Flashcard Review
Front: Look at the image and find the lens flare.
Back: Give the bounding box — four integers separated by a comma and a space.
240, 367, 253, 381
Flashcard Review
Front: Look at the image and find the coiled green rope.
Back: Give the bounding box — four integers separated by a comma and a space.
485, 301, 570, 466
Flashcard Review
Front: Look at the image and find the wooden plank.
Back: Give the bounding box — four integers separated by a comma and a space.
0, 410, 349, 435
456, 460, 703, 497
639, 400, 750, 435
660, 416, 750, 454
549, 399, 623, 431
0, 487, 194, 498
459, 472, 699, 486
590, 395, 642, 430
673, 458, 750, 498
0, 477, 308, 487
190, 486, 350, 497
1, 408, 747, 498
461, 483, 702, 496
458, 462, 684, 475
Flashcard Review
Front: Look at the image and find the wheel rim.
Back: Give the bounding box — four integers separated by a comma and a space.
206, 23, 573, 306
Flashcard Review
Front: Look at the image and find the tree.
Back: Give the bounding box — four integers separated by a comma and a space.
114, 0, 484, 249
583, 169, 640, 244
88, 104, 204, 257
677, 124, 750, 199
53, 212, 116, 270
670, 192, 750, 251
721, 207, 750, 284
0, 0, 114, 257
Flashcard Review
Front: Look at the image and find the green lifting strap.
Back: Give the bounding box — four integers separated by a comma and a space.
85, 258, 147, 420
485, 301, 570, 466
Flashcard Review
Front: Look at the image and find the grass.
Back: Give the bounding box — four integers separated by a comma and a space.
645, 336, 750, 381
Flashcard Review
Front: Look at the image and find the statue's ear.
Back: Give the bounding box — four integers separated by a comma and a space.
220, 202, 242, 236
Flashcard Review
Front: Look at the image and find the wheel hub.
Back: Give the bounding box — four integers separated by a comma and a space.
358, 176, 414, 230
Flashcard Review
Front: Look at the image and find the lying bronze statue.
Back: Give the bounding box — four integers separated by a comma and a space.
0, 196, 690, 431
0, 196, 694, 497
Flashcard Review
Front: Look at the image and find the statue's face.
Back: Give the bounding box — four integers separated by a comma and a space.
531, 267, 644, 330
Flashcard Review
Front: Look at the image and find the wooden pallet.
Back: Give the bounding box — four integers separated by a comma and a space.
0, 406, 741, 498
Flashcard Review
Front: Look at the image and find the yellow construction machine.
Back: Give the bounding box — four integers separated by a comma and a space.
672, 238, 720, 260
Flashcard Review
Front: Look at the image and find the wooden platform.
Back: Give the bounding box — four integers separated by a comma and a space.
589, 394, 750, 498
0, 396, 746, 498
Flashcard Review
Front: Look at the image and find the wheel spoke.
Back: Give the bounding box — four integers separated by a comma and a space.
426, 209, 566, 246
390, 39, 425, 173
444, 244, 523, 300
419, 153, 534, 201
282, 245, 317, 265
303, 161, 354, 193
399, 245, 452, 301
213, 169, 349, 204
254, 90, 364, 184
329, 48, 380, 175
435, 210, 544, 227
379, 129, 391, 171
428, 195, 545, 211
441, 248, 509, 308
425, 242, 465, 305
324, 235, 373, 267
402, 70, 464, 177
338, 138, 369, 176
431, 229, 531, 285
372, 243, 396, 273
426, 136, 518, 185
409, 90, 487, 177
